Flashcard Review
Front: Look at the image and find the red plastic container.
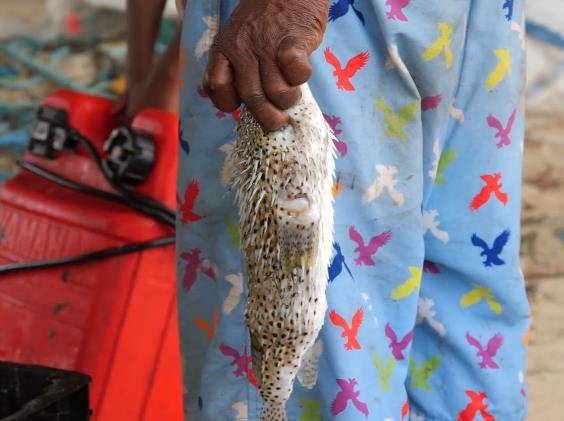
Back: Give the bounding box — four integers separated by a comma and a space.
0, 90, 183, 420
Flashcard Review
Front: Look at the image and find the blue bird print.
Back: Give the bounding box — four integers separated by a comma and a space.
502, 0, 514, 21
329, 0, 365, 25
471, 229, 510, 267
328, 243, 354, 282
179, 122, 190, 155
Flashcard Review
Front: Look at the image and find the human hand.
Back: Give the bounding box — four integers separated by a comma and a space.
203, 0, 330, 131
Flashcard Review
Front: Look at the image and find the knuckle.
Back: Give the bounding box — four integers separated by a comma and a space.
242, 92, 267, 110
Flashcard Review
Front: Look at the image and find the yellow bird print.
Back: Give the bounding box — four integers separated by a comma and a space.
422, 22, 454, 69
460, 285, 502, 314
375, 97, 419, 141
391, 266, 422, 300
485, 49, 511, 90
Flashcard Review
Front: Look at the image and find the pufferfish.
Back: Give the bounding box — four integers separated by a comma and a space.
230, 84, 336, 421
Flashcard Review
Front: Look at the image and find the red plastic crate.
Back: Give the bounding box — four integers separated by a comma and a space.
0, 90, 183, 420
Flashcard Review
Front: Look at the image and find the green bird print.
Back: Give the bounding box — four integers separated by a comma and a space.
375, 97, 419, 141
224, 214, 240, 248
408, 356, 441, 391
298, 398, 322, 421
435, 148, 457, 185
372, 351, 396, 392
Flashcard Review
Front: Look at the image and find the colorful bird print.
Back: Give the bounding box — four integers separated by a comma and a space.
330, 308, 364, 350
216, 109, 241, 122
457, 391, 495, 421
487, 109, 516, 148
179, 121, 190, 155
375, 97, 418, 141
429, 139, 441, 180
460, 285, 503, 314
323, 113, 348, 156
328, 0, 365, 24
299, 398, 322, 421
422, 22, 454, 69
385, 0, 410, 22
421, 94, 442, 111
423, 260, 441, 274
224, 214, 240, 247
470, 173, 508, 211
449, 100, 465, 122
391, 266, 422, 300
408, 356, 441, 390
410, 410, 426, 421
348, 226, 392, 266
196, 85, 208, 98
298, 340, 324, 389
502, 0, 514, 21
385, 323, 413, 360
222, 273, 243, 315
218, 142, 235, 186
328, 242, 354, 282
471, 229, 510, 267
177, 180, 202, 224
180, 248, 217, 292
372, 351, 396, 391
324, 48, 369, 91
522, 312, 532, 346
435, 148, 457, 185
219, 343, 258, 387
231, 401, 248, 419
332, 181, 343, 198
485, 48, 511, 90
331, 378, 369, 418
195, 15, 218, 59
195, 308, 219, 340
422, 209, 449, 244
385, 44, 409, 74
511, 14, 526, 49
402, 400, 410, 419
363, 165, 405, 207
466, 332, 504, 369
416, 297, 446, 337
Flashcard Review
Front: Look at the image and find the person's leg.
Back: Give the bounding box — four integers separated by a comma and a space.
409, 0, 531, 419
178, 0, 429, 419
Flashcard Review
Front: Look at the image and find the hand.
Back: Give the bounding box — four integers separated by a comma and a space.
203, 0, 330, 131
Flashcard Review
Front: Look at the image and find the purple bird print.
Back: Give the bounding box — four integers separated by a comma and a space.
465, 332, 504, 369
471, 229, 510, 267
328, 0, 365, 25
181, 248, 217, 292
219, 343, 252, 377
196, 85, 209, 98
323, 113, 348, 156
348, 226, 392, 266
328, 242, 354, 282
487, 109, 516, 148
423, 260, 441, 274
385, 323, 413, 360
179, 121, 190, 155
331, 378, 369, 418
502, 0, 514, 21
385, 0, 411, 22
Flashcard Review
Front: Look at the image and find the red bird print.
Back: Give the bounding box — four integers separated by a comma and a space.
177, 180, 202, 224
349, 226, 392, 266
330, 308, 364, 350
457, 390, 495, 421
324, 48, 369, 91
219, 343, 258, 388
421, 94, 443, 111
216, 109, 241, 122
195, 308, 219, 340
180, 248, 217, 292
486, 109, 516, 148
402, 400, 410, 418
470, 173, 508, 211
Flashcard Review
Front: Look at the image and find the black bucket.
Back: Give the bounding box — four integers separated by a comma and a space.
0, 362, 91, 421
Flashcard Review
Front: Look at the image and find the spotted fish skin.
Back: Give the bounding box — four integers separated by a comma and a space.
231, 84, 336, 421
